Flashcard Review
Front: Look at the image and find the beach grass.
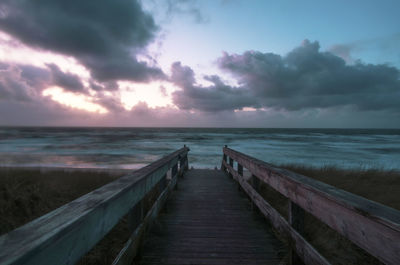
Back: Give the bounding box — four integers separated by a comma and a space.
1, 166, 399, 264
0, 167, 129, 264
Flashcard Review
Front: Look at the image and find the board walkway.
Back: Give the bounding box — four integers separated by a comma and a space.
138, 169, 287, 265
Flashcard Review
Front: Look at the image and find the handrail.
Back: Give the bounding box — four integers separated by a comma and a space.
0, 146, 189, 265
222, 146, 400, 265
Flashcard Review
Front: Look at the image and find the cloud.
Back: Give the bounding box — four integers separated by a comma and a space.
0, 66, 33, 101
144, 0, 208, 24
328, 44, 354, 63
170, 40, 400, 113
0, 0, 164, 82
329, 33, 400, 63
90, 80, 120, 92
170, 62, 254, 112
93, 92, 125, 113
165, 0, 208, 23
47, 64, 85, 93
0, 62, 97, 101
0, 63, 50, 101
159, 85, 168, 96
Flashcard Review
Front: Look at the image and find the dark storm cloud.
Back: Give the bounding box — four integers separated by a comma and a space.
19, 65, 51, 88
90, 80, 120, 92
0, 61, 137, 116
0, 0, 164, 81
47, 64, 85, 92
0, 63, 51, 101
0, 62, 100, 99
170, 62, 254, 112
93, 93, 125, 112
0, 66, 32, 101
171, 40, 400, 112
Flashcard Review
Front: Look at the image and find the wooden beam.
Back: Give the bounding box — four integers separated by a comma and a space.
223, 161, 330, 265
0, 147, 189, 265
223, 147, 400, 265
289, 202, 305, 265
112, 166, 181, 265
228, 157, 234, 179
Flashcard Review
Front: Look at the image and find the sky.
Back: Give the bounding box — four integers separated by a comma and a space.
0, 0, 399, 128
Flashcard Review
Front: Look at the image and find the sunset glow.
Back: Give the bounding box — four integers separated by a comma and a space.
0, 0, 399, 127
0, 32, 90, 78
119, 81, 177, 109
43, 87, 108, 114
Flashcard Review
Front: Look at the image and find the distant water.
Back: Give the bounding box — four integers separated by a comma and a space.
0, 127, 399, 170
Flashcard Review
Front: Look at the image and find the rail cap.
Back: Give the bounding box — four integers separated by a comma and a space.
223, 146, 400, 229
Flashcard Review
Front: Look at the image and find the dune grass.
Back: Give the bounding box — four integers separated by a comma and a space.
0, 167, 130, 264
255, 165, 400, 265
1, 166, 399, 264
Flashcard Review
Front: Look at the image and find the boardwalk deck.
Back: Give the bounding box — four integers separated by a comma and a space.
138, 169, 287, 265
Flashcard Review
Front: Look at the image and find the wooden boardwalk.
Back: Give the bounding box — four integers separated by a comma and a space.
3, 147, 398, 265
138, 169, 287, 265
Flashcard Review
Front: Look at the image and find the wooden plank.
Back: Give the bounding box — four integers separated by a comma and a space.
0, 147, 189, 265
112, 165, 181, 265
223, 161, 330, 265
223, 147, 400, 265
138, 169, 286, 265
289, 202, 305, 265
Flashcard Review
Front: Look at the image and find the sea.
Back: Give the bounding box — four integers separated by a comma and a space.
0, 127, 399, 170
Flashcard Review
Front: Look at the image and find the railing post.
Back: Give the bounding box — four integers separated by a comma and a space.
228, 157, 233, 178
289, 201, 305, 265
251, 174, 260, 191
179, 149, 188, 177
237, 163, 243, 191
172, 163, 178, 189
128, 200, 144, 233
238, 164, 243, 176
172, 163, 178, 177
182, 145, 189, 172
221, 145, 227, 171
159, 173, 167, 194
251, 174, 260, 211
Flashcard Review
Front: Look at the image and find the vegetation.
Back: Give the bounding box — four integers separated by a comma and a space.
0, 167, 128, 264
1, 166, 399, 264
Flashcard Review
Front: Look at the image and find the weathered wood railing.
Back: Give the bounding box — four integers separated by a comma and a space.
0, 146, 190, 265
221, 146, 400, 265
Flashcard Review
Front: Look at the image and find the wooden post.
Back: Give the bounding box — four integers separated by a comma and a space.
228, 157, 233, 179
158, 174, 167, 194
172, 163, 178, 177
289, 201, 305, 265
237, 163, 243, 191
251, 175, 260, 211
183, 155, 189, 171
222, 154, 227, 171
128, 200, 144, 233
229, 157, 233, 167
221, 145, 228, 171
179, 155, 188, 177
172, 163, 178, 189
251, 174, 260, 192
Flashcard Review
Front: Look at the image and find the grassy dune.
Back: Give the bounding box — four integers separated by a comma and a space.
0, 168, 129, 264
1, 166, 399, 264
